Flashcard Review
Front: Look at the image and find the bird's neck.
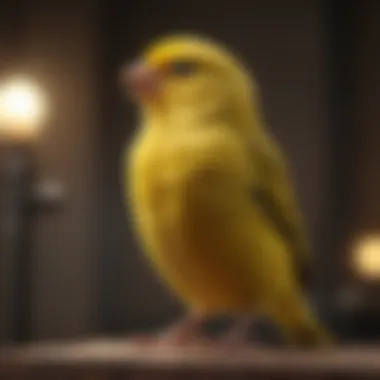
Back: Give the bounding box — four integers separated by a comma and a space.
140, 99, 265, 137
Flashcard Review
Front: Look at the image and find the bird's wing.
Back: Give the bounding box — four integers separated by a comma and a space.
251, 137, 312, 288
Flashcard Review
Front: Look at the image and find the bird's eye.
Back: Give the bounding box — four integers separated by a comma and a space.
167, 60, 199, 77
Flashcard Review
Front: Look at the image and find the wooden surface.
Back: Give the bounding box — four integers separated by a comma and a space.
1, 339, 380, 379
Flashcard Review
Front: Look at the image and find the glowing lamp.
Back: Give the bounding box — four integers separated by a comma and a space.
0, 78, 47, 142
352, 235, 380, 280
0, 77, 58, 342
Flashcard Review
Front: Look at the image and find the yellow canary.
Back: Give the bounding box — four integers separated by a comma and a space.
121, 34, 332, 346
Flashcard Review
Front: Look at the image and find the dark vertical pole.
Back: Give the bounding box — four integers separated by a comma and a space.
97, 0, 123, 334
12, 146, 34, 342
323, 0, 356, 338
0, 0, 32, 346
97, 0, 134, 334
0, 143, 34, 343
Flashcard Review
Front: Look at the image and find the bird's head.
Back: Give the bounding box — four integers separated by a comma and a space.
121, 34, 261, 125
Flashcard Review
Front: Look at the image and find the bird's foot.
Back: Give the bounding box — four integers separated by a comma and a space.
219, 332, 249, 349
157, 326, 213, 347
215, 316, 257, 351
130, 314, 211, 347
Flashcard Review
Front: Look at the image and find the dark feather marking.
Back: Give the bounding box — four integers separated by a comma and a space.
251, 186, 311, 288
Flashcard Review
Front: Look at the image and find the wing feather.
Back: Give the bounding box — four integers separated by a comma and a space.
251, 137, 312, 288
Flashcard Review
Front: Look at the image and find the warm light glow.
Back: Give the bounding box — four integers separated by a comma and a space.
0, 78, 47, 141
352, 235, 380, 279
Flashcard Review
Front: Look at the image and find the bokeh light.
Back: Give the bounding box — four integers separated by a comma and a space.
0, 77, 47, 141
352, 235, 380, 280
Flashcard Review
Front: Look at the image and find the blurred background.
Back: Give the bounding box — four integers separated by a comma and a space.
0, 0, 379, 346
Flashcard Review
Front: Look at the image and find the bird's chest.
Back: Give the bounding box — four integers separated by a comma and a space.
137, 142, 217, 231
130, 131, 244, 246
127, 130, 260, 312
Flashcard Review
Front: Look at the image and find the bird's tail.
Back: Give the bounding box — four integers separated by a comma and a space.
272, 296, 335, 347
288, 316, 334, 347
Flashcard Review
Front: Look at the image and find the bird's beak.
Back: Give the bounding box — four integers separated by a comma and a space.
120, 60, 161, 101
